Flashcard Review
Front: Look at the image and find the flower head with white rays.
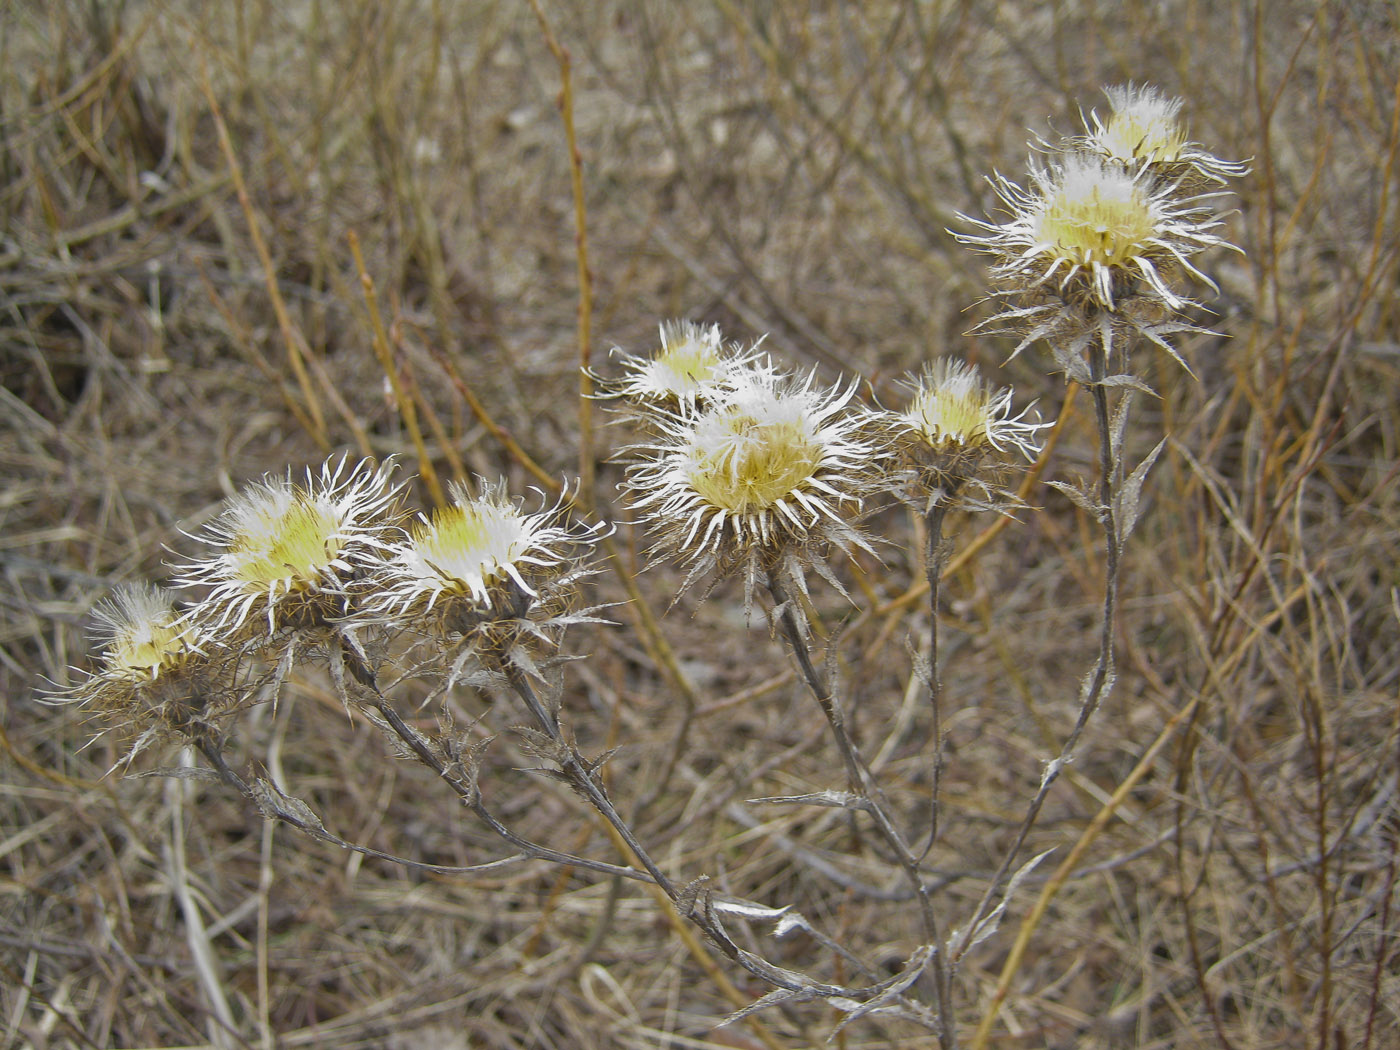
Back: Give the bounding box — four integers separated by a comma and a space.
599, 320, 765, 417
623, 365, 882, 594
875, 359, 1047, 511
1085, 84, 1249, 187
175, 456, 402, 639
960, 154, 1231, 315
368, 480, 605, 658
894, 359, 1045, 462
90, 584, 201, 686
50, 584, 232, 763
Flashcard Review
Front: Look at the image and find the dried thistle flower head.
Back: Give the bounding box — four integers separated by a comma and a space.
599, 320, 764, 416
623, 364, 881, 596
376, 480, 584, 614
174, 456, 402, 638
1086, 84, 1249, 185
52, 584, 228, 764
878, 359, 1046, 511
90, 584, 201, 684
955, 153, 1239, 374
366, 480, 607, 681
894, 359, 1044, 461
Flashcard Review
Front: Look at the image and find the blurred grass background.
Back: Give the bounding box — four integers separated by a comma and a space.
2, 1, 1397, 1047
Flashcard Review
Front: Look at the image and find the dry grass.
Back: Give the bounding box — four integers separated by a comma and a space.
2, 1, 1397, 1047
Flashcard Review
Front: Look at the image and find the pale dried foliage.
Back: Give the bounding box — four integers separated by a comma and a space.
2, 2, 1397, 1048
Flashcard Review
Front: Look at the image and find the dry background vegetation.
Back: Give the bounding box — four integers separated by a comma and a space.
2, 0, 1398, 1047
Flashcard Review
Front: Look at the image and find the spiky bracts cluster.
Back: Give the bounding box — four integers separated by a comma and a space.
621, 362, 883, 601
366, 480, 608, 679
956, 86, 1244, 377
173, 455, 403, 639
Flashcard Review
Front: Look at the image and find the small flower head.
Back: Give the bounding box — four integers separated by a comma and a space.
598, 320, 765, 420
52, 584, 230, 764
1085, 84, 1249, 186
90, 584, 201, 684
376, 481, 581, 613
623, 365, 881, 594
367, 481, 606, 676
876, 359, 1046, 511
175, 456, 402, 639
894, 359, 1044, 461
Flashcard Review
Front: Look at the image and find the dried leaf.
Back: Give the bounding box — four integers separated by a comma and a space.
1118, 437, 1167, 542
1046, 479, 1104, 520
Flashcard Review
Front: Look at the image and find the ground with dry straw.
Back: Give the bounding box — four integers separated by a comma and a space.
2, 2, 1397, 1048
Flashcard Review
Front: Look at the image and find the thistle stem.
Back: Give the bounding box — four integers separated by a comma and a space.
504, 666, 682, 899
955, 332, 1123, 966
923, 500, 952, 856
767, 572, 956, 1049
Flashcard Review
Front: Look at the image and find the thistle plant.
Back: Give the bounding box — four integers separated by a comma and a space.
54, 83, 1246, 1048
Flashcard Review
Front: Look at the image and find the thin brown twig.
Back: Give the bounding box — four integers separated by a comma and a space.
526, 0, 595, 505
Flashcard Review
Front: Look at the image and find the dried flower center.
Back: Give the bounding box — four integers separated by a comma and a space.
108, 619, 185, 679
908, 382, 991, 448
227, 496, 344, 590
1099, 110, 1186, 165
647, 342, 726, 398
411, 501, 530, 590
1035, 165, 1157, 268
687, 410, 822, 514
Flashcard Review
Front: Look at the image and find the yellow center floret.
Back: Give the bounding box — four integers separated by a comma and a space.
109, 618, 185, 680
907, 372, 991, 449
687, 409, 822, 515
1035, 162, 1156, 269
1099, 110, 1185, 165
411, 500, 531, 593
226, 493, 344, 591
